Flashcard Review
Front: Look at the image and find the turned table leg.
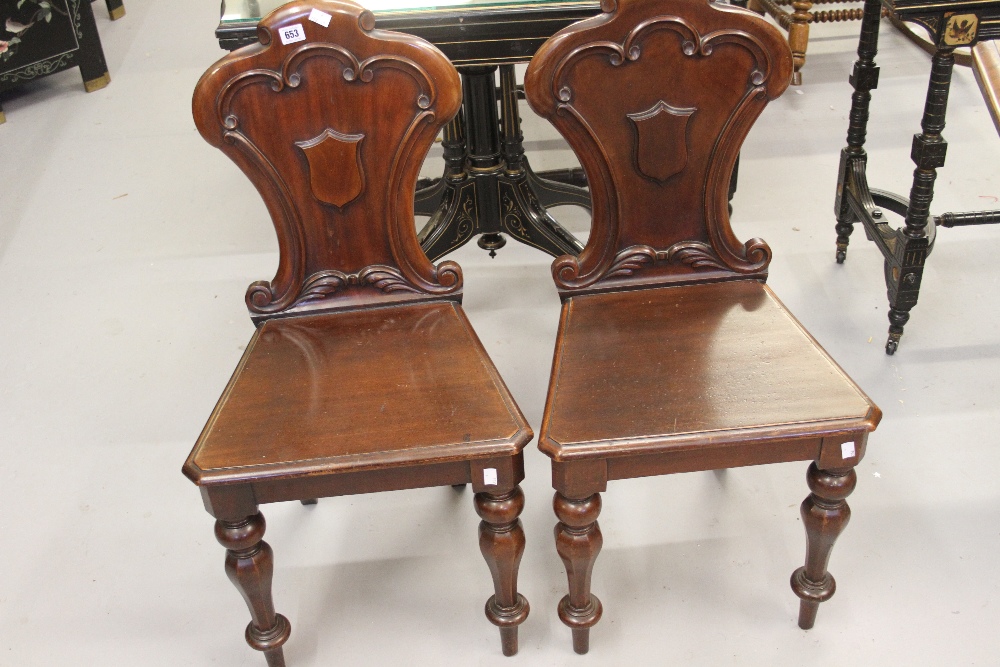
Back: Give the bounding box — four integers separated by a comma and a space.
553, 492, 603, 654
475, 486, 529, 656
834, 0, 882, 264
884, 47, 954, 354
790, 462, 857, 629
215, 512, 291, 667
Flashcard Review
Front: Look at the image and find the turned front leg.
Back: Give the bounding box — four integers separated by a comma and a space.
475, 486, 529, 656
791, 463, 857, 629
215, 513, 291, 667
553, 492, 603, 654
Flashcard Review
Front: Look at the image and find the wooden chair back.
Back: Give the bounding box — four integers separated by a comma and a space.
193, 0, 463, 322
525, 0, 793, 297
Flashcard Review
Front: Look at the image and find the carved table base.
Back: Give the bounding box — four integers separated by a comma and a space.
416, 65, 588, 260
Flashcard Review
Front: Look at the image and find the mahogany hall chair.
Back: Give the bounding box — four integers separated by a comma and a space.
524, 0, 881, 653
183, 2, 531, 663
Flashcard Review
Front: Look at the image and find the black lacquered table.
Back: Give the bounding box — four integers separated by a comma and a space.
834, 0, 1000, 354
218, 0, 603, 259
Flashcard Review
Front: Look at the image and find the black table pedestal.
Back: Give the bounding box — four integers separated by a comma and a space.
416, 65, 589, 260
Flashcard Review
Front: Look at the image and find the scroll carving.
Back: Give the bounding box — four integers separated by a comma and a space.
292, 265, 422, 308
203, 27, 461, 318
550, 15, 771, 106
538, 9, 778, 291
586, 242, 729, 281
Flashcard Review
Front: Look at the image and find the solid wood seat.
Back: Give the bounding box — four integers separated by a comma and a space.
525, 0, 881, 653
543, 280, 874, 457
185, 302, 526, 486
184, 2, 531, 664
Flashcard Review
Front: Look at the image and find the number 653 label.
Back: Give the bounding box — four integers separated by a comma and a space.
279, 24, 306, 45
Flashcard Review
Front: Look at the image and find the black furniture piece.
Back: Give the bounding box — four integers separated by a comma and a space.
95, 0, 125, 21
0, 0, 113, 124
217, 0, 603, 259
834, 0, 1000, 354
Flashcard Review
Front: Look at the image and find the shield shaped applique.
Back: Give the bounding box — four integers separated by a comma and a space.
627, 101, 696, 184
295, 128, 366, 209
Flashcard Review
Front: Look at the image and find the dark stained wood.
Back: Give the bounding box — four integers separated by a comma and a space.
475, 487, 530, 656
183, 302, 527, 485
553, 492, 603, 655
193, 0, 464, 323
185, 2, 531, 662
525, 0, 880, 649
541, 281, 877, 457
101, 0, 126, 21
215, 513, 291, 667
791, 463, 857, 629
0, 0, 111, 124
525, 0, 792, 300
834, 0, 1000, 354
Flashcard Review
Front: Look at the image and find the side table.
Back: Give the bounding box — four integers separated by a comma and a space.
834, 0, 1000, 353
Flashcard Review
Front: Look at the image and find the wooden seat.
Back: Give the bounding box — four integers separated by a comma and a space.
184, 2, 531, 664
525, 0, 881, 653
187, 302, 528, 486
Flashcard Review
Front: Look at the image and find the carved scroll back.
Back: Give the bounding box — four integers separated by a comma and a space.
525, 0, 793, 295
193, 0, 463, 321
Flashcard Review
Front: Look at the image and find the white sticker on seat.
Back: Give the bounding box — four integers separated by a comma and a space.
841, 442, 856, 459
483, 468, 497, 486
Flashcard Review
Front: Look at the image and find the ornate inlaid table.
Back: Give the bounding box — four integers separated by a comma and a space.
217, 0, 605, 259
834, 0, 1000, 354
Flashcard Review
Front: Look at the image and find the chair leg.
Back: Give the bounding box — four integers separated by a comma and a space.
790, 463, 857, 629
475, 486, 529, 656
553, 492, 603, 654
215, 512, 291, 667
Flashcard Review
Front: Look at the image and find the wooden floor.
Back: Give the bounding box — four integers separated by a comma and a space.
1, 4, 999, 665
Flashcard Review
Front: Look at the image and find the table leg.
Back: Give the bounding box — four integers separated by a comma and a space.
415, 117, 465, 217
419, 66, 585, 260
497, 65, 585, 257
880, 46, 953, 353
834, 0, 882, 263
78, 0, 111, 92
